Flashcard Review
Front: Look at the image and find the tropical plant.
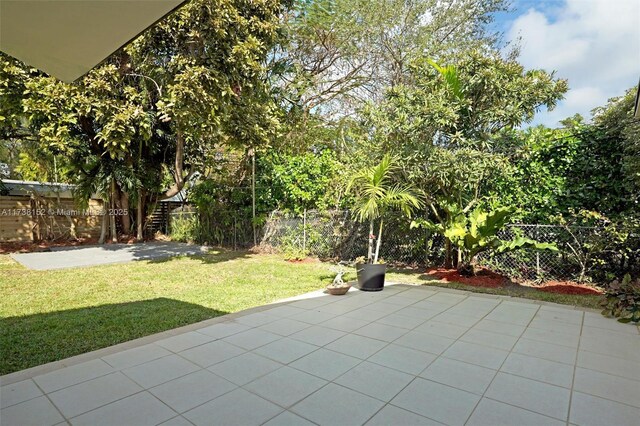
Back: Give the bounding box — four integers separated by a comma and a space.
348, 155, 421, 263
412, 206, 557, 275
601, 274, 640, 323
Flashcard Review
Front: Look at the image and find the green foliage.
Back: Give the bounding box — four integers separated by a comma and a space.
412, 206, 557, 274
257, 150, 343, 213
349, 155, 421, 263
169, 214, 197, 243
601, 274, 640, 323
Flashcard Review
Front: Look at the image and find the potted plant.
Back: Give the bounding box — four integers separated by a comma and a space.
326, 265, 351, 295
348, 155, 421, 291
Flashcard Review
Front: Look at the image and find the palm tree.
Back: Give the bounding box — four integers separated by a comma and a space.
349, 155, 421, 263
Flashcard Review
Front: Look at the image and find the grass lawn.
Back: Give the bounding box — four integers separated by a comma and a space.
0, 250, 603, 375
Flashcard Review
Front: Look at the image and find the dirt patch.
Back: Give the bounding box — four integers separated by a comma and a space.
286, 257, 320, 264
425, 268, 507, 288
537, 281, 603, 295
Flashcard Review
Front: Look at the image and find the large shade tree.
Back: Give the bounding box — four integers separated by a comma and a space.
0, 0, 288, 241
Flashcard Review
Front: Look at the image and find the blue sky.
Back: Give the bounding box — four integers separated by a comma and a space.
491, 0, 640, 128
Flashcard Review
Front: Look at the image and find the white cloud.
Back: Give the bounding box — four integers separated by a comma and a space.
507, 0, 640, 127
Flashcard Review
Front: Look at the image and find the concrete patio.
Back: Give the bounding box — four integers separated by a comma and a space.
1, 284, 639, 426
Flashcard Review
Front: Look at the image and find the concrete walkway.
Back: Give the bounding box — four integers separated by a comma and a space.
2, 285, 639, 426
10, 242, 208, 270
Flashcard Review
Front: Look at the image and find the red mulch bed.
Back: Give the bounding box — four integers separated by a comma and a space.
537, 281, 603, 295
426, 267, 507, 288
286, 257, 320, 264
425, 268, 603, 295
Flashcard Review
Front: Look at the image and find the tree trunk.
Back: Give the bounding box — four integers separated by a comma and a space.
120, 192, 131, 235
136, 189, 143, 241
110, 179, 117, 243
367, 220, 375, 262
98, 200, 107, 244
374, 219, 383, 264
444, 238, 453, 268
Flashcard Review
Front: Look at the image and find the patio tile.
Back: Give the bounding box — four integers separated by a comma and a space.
159, 415, 193, 426
429, 311, 479, 327
289, 348, 361, 381
354, 322, 408, 342
443, 341, 509, 369
318, 302, 362, 315
460, 328, 519, 351
263, 411, 315, 426
376, 312, 426, 329
392, 377, 481, 426
183, 388, 282, 426
1, 379, 43, 409
484, 308, 537, 326
414, 320, 469, 340
320, 315, 370, 332
259, 318, 312, 336
179, 340, 246, 367
156, 331, 216, 353
569, 391, 640, 426
368, 343, 437, 375
383, 295, 423, 306
534, 308, 584, 325
342, 307, 389, 322
149, 370, 236, 413
33, 359, 115, 394
365, 405, 441, 426
253, 338, 318, 364
419, 357, 496, 395
48, 372, 142, 418
222, 329, 281, 351
395, 306, 441, 321
471, 319, 525, 337
366, 301, 404, 314
573, 367, 640, 408
291, 383, 384, 426
69, 391, 176, 426
325, 334, 388, 359
208, 352, 282, 386
395, 288, 437, 301
102, 343, 172, 370
289, 325, 346, 346
234, 312, 279, 327
334, 361, 414, 401
579, 331, 640, 361
196, 321, 250, 338
394, 330, 455, 355
576, 350, 640, 381
500, 352, 574, 388
122, 354, 199, 388
583, 312, 640, 334
287, 309, 335, 325
529, 318, 582, 335
425, 293, 467, 305
466, 398, 564, 426
520, 327, 580, 348
264, 305, 308, 318
485, 372, 570, 421
512, 338, 577, 365
244, 366, 327, 407
288, 297, 333, 309
0, 396, 64, 426
412, 300, 453, 312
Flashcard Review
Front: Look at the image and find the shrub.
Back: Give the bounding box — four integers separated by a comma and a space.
601, 274, 640, 323
169, 213, 197, 243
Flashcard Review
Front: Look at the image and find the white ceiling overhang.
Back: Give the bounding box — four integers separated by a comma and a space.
0, 0, 187, 83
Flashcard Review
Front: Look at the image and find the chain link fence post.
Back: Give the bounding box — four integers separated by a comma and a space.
302, 209, 307, 254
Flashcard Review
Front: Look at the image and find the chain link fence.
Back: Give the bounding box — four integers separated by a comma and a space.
170, 208, 638, 283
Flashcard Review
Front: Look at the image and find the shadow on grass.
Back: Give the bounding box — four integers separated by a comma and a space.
144, 247, 253, 265
0, 298, 226, 376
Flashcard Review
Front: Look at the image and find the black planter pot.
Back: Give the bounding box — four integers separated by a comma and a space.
355, 263, 386, 291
